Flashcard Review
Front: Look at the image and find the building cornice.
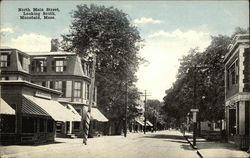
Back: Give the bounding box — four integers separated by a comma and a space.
225, 92, 250, 106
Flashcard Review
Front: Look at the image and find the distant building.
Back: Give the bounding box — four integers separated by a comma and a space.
224, 34, 249, 150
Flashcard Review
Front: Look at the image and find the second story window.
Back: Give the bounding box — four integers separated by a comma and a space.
31, 59, 47, 72
52, 59, 67, 72
227, 59, 239, 89
54, 81, 66, 97
0, 53, 10, 67
74, 81, 81, 98
36, 60, 46, 72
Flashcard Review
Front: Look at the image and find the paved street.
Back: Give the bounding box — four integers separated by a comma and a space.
1, 130, 198, 158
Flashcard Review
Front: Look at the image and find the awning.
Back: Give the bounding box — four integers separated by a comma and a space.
146, 121, 153, 127
135, 120, 144, 126
65, 104, 81, 121
22, 96, 50, 116
0, 98, 15, 115
23, 94, 80, 122
85, 107, 108, 122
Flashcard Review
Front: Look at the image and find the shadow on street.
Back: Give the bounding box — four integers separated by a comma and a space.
1, 141, 63, 147
142, 134, 185, 140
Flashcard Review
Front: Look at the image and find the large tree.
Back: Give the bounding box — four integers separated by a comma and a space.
60, 4, 143, 134
162, 29, 247, 127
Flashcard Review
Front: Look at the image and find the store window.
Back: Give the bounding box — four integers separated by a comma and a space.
47, 119, 54, 133
22, 117, 36, 133
0, 115, 15, 133
39, 118, 45, 132
0, 53, 10, 67
73, 122, 80, 130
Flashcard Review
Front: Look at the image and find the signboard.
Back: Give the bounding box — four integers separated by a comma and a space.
190, 109, 199, 112
35, 91, 51, 99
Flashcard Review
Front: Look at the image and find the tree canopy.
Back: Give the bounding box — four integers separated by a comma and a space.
60, 4, 144, 134
162, 28, 248, 126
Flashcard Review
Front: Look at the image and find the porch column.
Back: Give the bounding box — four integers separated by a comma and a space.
69, 121, 72, 134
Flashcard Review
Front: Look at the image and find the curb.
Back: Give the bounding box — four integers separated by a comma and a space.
184, 135, 203, 158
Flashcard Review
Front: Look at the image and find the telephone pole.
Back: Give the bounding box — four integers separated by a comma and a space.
124, 77, 128, 137
141, 90, 151, 134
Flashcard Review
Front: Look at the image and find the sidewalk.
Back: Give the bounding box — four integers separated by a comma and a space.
184, 132, 249, 158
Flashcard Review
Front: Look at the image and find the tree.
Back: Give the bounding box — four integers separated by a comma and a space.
145, 99, 165, 130
60, 4, 144, 134
162, 30, 242, 127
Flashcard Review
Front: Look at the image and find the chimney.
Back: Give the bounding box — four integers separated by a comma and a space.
50, 39, 59, 52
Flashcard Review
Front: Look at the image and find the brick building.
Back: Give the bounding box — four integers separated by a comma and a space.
224, 34, 249, 150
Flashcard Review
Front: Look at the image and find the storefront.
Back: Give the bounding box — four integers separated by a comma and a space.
0, 80, 81, 144
70, 104, 108, 137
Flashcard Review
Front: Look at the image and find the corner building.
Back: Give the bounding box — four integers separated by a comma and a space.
224, 34, 250, 150
0, 47, 108, 141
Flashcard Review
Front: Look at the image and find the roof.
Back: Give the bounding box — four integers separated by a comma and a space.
28, 51, 76, 56
224, 34, 249, 63
0, 80, 61, 95
0, 46, 15, 49
23, 94, 81, 121
0, 98, 15, 115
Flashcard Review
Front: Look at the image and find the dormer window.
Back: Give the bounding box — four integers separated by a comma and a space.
0, 53, 10, 67
52, 58, 67, 72
32, 59, 47, 72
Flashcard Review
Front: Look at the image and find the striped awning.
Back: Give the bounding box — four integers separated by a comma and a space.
65, 104, 81, 121
0, 98, 15, 115
22, 96, 50, 116
83, 106, 108, 122
23, 95, 80, 122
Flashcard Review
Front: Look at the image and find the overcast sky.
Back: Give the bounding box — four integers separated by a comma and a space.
1, 1, 249, 101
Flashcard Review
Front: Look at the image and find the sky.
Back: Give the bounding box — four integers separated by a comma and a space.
0, 1, 249, 101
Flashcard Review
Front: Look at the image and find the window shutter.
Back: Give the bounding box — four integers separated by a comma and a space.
44, 60, 47, 72
62, 81, 66, 97
50, 81, 54, 89
63, 60, 67, 71
31, 60, 35, 72
7, 54, 10, 66
51, 60, 55, 71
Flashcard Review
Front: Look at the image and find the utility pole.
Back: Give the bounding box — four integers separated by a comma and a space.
144, 90, 147, 134
190, 65, 210, 149
140, 90, 151, 134
193, 66, 197, 148
82, 54, 96, 145
124, 77, 128, 137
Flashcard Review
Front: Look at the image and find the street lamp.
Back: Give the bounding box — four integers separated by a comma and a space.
189, 65, 210, 149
